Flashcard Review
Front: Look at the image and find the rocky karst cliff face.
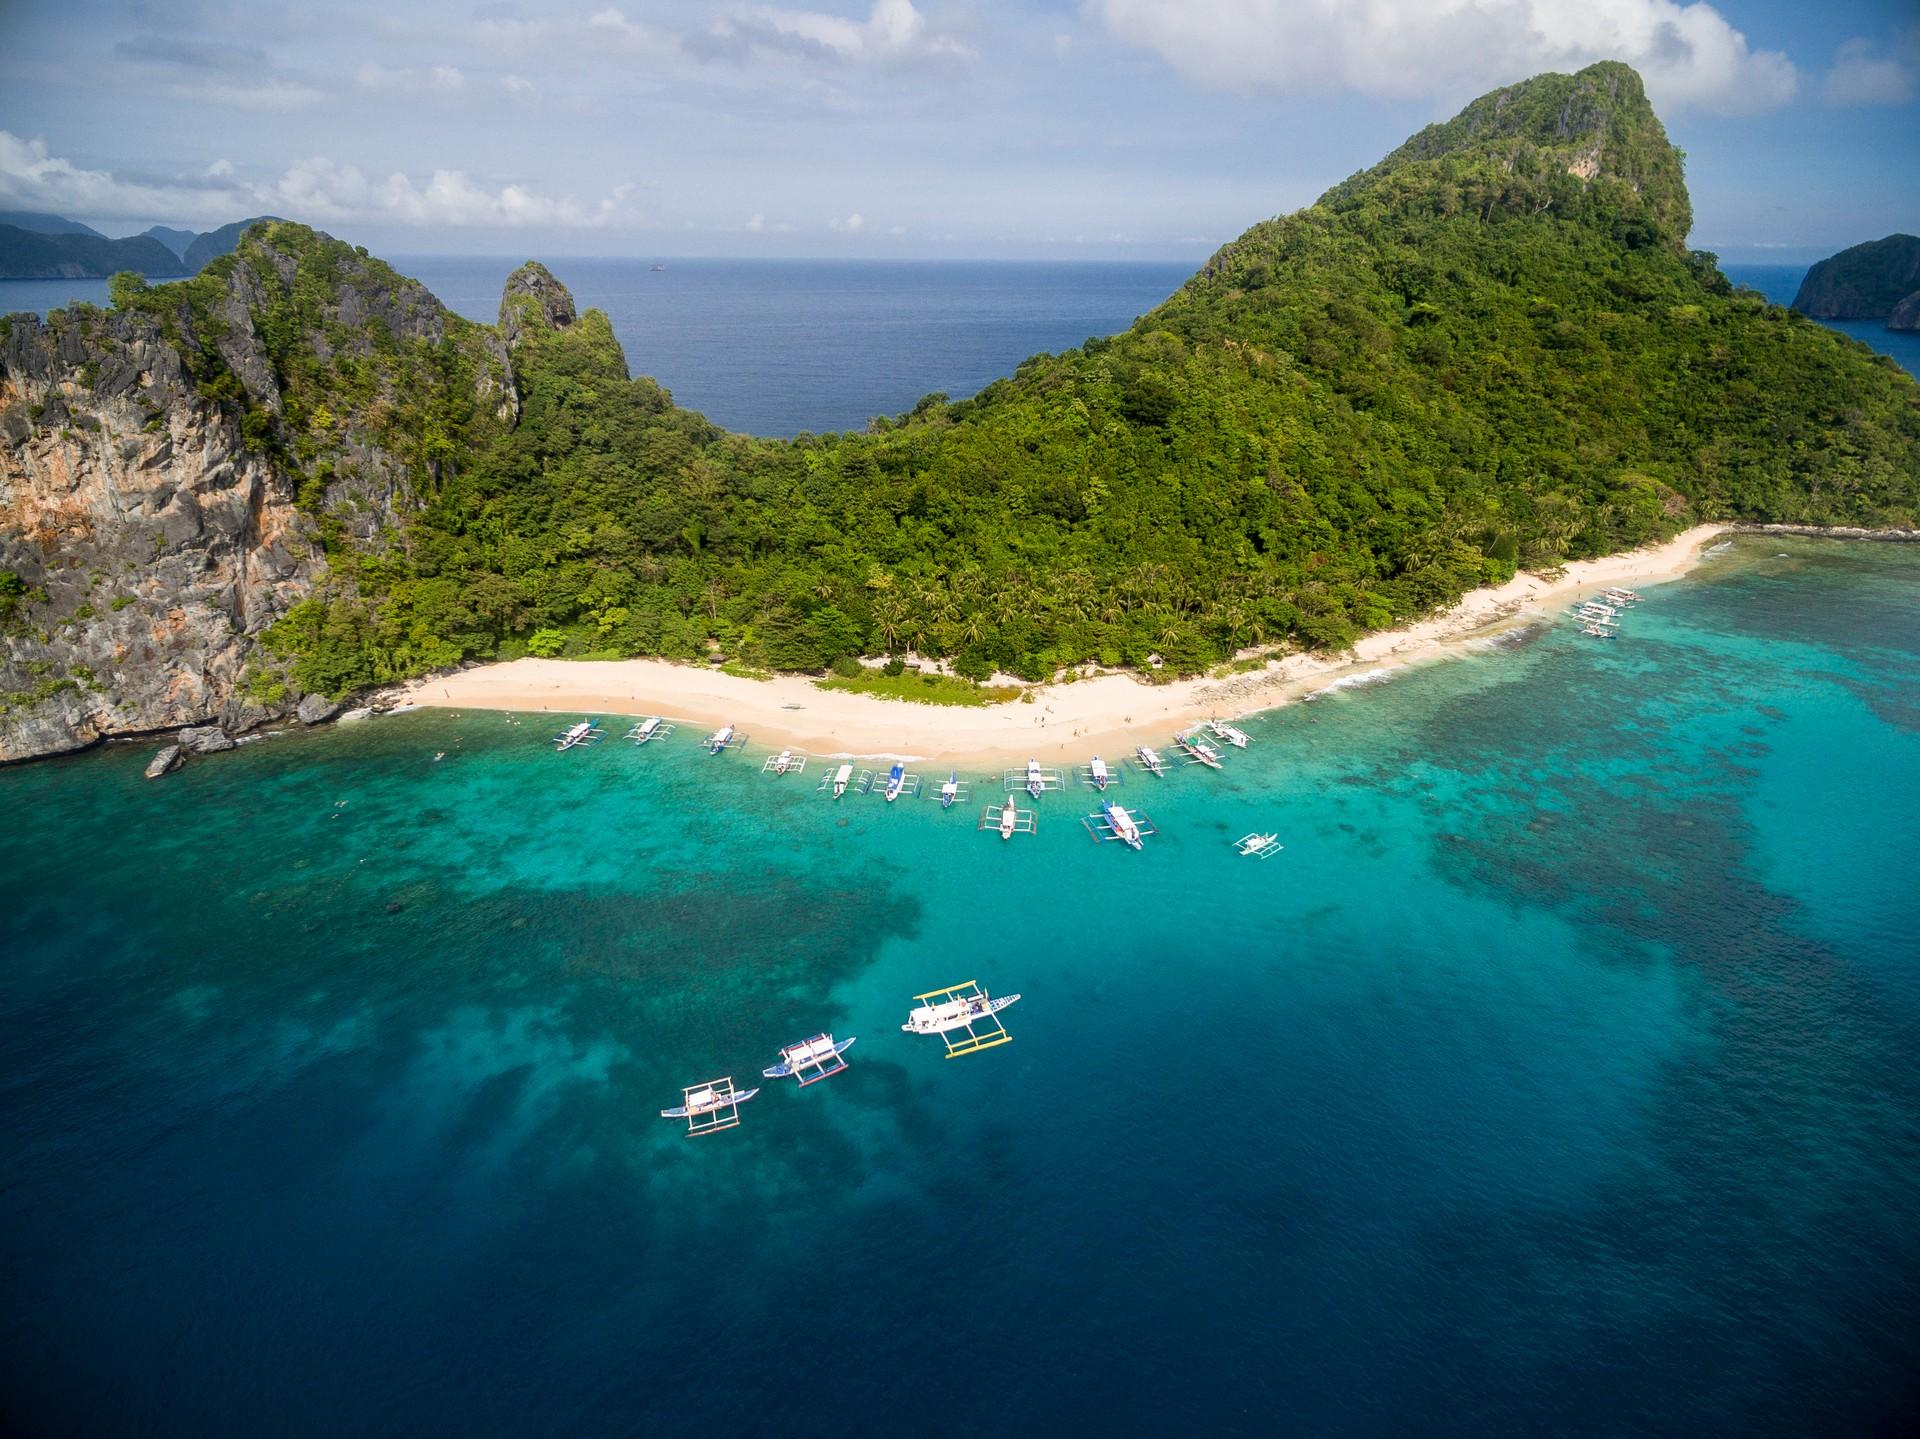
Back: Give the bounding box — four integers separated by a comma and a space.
1791, 234, 1920, 321
0, 225, 533, 761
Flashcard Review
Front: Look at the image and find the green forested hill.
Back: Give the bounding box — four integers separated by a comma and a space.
74, 64, 1920, 697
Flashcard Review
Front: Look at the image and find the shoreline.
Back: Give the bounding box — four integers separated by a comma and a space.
401, 523, 1734, 766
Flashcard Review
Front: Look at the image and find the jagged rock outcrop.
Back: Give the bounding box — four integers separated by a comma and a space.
1888, 291, 1920, 332
176, 724, 234, 754
498, 261, 577, 350
1791, 234, 1920, 319
1, 221, 529, 761
143, 743, 181, 778
296, 692, 338, 725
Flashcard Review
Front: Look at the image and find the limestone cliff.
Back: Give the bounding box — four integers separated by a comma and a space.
0, 224, 530, 761
1791, 234, 1920, 320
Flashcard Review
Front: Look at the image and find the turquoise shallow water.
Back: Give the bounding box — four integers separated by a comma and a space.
3, 536, 1919, 1434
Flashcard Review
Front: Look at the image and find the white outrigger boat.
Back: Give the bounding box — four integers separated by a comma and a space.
1087, 756, 1112, 791
1236, 832, 1283, 858
939, 770, 962, 809
1175, 730, 1223, 769
660, 1076, 759, 1136
822, 761, 863, 798
762, 747, 807, 776
884, 761, 907, 802
553, 719, 602, 751
1135, 745, 1167, 778
979, 800, 1036, 839
902, 980, 1019, 1057
1582, 624, 1618, 640
762, 1032, 855, 1086
1208, 719, 1252, 749
704, 723, 738, 755
1025, 757, 1046, 800
1602, 587, 1642, 604
626, 715, 674, 745
1103, 800, 1144, 851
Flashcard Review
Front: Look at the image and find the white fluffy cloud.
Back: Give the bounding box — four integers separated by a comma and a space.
691, 0, 972, 64
0, 130, 639, 231
1086, 0, 1797, 115
829, 211, 867, 231
1822, 35, 1918, 107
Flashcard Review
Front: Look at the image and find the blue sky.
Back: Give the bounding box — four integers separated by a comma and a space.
0, 0, 1914, 262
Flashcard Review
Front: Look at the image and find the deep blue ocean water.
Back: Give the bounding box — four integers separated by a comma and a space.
4, 535, 1918, 1435
5, 259, 1913, 437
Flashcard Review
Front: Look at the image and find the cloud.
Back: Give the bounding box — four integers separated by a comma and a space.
473, 7, 658, 56
1086, 0, 1798, 115
689, 0, 973, 65
268, 160, 638, 229
357, 62, 468, 95
0, 130, 248, 223
1822, 35, 1918, 107
829, 211, 867, 231
0, 130, 640, 231
502, 74, 536, 95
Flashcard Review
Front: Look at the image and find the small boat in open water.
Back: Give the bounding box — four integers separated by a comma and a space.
940, 771, 961, 809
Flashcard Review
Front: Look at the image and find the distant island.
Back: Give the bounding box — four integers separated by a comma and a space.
3, 62, 1918, 762
1792, 233, 1920, 332
0, 211, 279, 280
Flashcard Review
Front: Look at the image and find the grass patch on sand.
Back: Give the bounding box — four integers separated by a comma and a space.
816, 670, 1023, 707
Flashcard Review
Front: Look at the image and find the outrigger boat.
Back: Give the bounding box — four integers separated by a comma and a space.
1103, 800, 1144, 851
771, 748, 797, 774
1208, 719, 1252, 749
627, 715, 671, 745
1603, 588, 1642, 603
829, 762, 856, 798
902, 980, 1019, 1057
553, 719, 601, 751
705, 723, 736, 755
1582, 624, 1618, 640
1088, 756, 1111, 792
660, 1076, 759, 1136
762, 1033, 855, 1086
980, 800, 1036, 839
940, 771, 961, 809
1175, 730, 1223, 769
1135, 745, 1167, 778
1025, 758, 1046, 800
884, 761, 907, 802
1236, 832, 1283, 858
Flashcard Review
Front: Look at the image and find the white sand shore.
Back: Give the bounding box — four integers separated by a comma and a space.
402, 524, 1729, 765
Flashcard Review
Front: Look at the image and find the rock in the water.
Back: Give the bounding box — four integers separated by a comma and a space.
144, 744, 183, 778
1888, 289, 1920, 332
177, 724, 235, 754
297, 693, 340, 725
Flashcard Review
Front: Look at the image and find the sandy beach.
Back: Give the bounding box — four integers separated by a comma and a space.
401, 524, 1729, 765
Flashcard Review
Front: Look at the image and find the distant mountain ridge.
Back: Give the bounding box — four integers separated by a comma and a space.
0, 212, 279, 280
1792, 234, 1920, 326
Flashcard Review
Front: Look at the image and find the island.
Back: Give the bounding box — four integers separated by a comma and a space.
1791, 232, 1920, 327
3, 62, 1918, 763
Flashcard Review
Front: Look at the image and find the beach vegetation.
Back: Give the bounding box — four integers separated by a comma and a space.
80, 64, 1907, 701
